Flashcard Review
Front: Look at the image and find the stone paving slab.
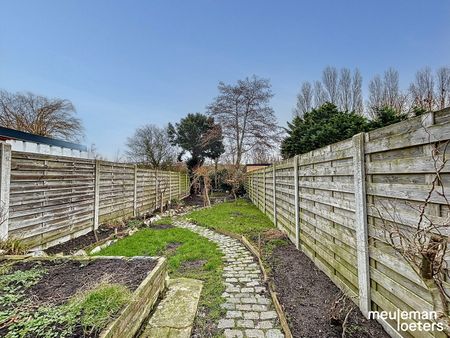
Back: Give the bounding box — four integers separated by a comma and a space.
141, 277, 203, 338
174, 220, 284, 338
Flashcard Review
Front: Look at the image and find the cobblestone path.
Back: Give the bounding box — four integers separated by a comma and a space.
173, 220, 284, 338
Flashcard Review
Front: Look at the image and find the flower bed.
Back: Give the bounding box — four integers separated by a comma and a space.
0, 256, 167, 338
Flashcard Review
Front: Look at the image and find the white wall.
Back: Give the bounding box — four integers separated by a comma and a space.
6, 139, 90, 158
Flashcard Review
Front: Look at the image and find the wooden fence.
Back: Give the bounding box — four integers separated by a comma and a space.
0, 147, 190, 249
246, 108, 450, 338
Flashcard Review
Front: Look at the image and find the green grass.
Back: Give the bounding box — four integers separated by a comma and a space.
153, 216, 173, 225
71, 283, 130, 335
186, 198, 275, 240
186, 198, 290, 273
1, 267, 129, 338
94, 227, 224, 336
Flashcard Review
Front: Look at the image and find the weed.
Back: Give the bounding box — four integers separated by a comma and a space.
0, 239, 28, 255
127, 219, 143, 228
70, 283, 130, 335
1, 265, 130, 337
153, 216, 173, 225
3, 282, 130, 338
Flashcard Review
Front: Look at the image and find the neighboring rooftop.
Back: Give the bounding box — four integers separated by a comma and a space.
0, 126, 87, 151
0, 126, 89, 158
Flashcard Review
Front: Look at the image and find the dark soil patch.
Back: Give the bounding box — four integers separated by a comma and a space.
10, 258, 156, 307
269, 243, 389, 338
45, 226, 126, 255
183, 194, 206, 206
151, 224, 175, 230
180, 259, 206, 271
164, 242, 182, 254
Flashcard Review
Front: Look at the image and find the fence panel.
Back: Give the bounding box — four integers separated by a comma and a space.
246, 107, 450, 338
2, 150, 190, 249
98, 161, 135, 222
8, 152, 95, 248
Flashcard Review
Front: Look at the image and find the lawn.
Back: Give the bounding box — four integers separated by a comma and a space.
186, 198, 290, 270
186, 199, 275, 241
95, 226, 224, 337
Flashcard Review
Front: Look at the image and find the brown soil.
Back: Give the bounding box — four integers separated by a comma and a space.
11, 258, 156, 307
164, 242, 182, 255
180, 259, 206, 271
183, 194, 206, 206
45, 226, 127, 255
151, 224, 175, 230
268, 243, 389, 338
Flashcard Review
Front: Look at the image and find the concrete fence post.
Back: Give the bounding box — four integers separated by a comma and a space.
169, 172, 172, 202
272, 164, 278, 228
154, 170, 159, 210
250, 175, 253, 202
352, 132, 371, 317
133, 165, 138, 217
93, 159, 100, 230
294, 155, 300, 250
263, 170, 266, 213
179, 172, 182, 198
0, 143, 11, 240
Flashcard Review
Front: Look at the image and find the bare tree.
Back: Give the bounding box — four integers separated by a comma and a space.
226, 166, 246, 201
250, 142, 280, 163
409, 67, 435, 112
192, 166, 214, 207
0, 90, 83, 142
294, 82, 313, 116
313, 80, 327, 108
383, 68, 400, 109
436, 67, 450, 110
338, 68, 352, 111
322, 66, 338, 104
207, 76, 280, 166
367, 75, 384, 117
351, 69, 363, 114
367, 68, 408, 116
125, 124, 176, 169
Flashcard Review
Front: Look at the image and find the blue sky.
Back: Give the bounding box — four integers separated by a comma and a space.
1, 0, 449, 158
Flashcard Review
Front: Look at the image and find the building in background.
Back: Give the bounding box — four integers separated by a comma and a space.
0, 126, 89, 158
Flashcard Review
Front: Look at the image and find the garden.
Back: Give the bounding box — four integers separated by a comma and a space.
1, 195, 389, 338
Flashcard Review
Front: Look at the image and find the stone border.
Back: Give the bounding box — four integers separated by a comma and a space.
1, 255, 168, 338
101, 256, 168, 337
175, 220, 285, 337
240, 236, 293, 338
203, 228, 293, 338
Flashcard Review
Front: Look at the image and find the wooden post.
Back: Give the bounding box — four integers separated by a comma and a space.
93, 159, 100, 230
352, 132, 371, 317
0, 143, 11, 240
272, 164, 278, 228
294, 155, 300, 250
133, 165, 138, 217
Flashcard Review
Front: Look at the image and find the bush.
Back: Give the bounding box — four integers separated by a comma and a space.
281, 103, 369, 158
